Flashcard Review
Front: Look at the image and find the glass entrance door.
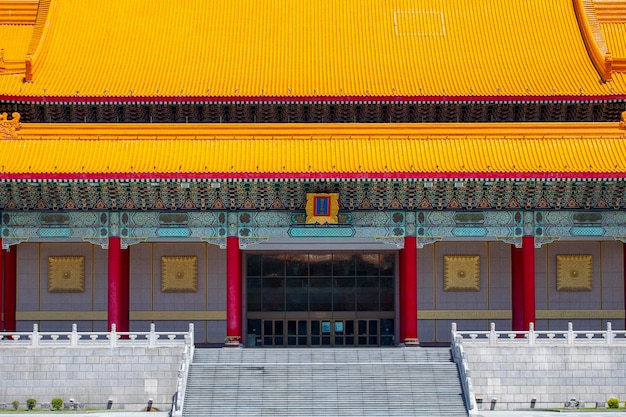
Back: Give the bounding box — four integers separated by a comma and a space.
246, 252, 396, 348
247, 318, 395, 347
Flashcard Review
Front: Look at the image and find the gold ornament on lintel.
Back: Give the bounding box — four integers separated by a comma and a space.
305, 193, 339, 224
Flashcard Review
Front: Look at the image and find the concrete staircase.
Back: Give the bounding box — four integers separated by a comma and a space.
182, 348, 468, 417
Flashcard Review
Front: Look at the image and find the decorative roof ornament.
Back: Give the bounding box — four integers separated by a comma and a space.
620, 111, 626, 130
0, 112, 21, 138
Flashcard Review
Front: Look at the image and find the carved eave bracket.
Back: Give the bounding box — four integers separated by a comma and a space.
416, 236, 443, 248
121, 237, 147, 249
239, 237, 269, 249
374, 236, 405, 248
0, 112, 21, 139
200, 236, 226, 249
495, 236, 523, 248
534, 236, 561, 247
82, 237, 109, 249
2, 237, 28, 250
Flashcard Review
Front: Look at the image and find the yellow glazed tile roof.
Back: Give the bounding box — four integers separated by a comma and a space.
0, 0, 38, 25
1, 0, 626, 100
2, 122, 626, 180
0, 24, 33, 74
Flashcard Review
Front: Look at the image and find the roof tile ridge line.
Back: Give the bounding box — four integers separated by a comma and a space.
23, 0, 53, 82
573, 0, 613, 81
4, 93, 626, 103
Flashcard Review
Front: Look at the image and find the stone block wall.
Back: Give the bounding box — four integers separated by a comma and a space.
0, 346, 182, 411
464, 345, 626, 410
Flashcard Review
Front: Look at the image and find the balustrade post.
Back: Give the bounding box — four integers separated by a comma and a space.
567, 322, 574, 344
149, 323, 157, 347
489, 322, 497, 344
606, 322, 613, 345
70, 323, 79, 346
528, 322, 535, 345
187, 323, 194, 347
31, 323, 39, 347
109, 323, 117, 347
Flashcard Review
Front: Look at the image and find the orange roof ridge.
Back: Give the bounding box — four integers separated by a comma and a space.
574, 0, 613, 80
24, 0, 52, 81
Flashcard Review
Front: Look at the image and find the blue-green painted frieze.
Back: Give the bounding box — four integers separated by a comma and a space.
1, 209, 626, 248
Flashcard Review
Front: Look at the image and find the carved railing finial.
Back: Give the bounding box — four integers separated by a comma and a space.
0, 112, 21, 138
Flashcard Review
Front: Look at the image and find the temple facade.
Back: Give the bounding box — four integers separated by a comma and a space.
1, 0, 626, 345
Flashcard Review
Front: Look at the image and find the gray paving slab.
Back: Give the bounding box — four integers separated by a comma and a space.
478, 411, 626, 417
0, 410, 167, 417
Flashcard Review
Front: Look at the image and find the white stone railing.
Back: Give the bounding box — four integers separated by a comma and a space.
171, 324, 194, 417
450, 323, 478, 415
0, 323, 193, 347
452, 321, 626, 345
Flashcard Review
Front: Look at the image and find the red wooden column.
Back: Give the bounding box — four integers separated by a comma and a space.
107, 237, 122, 331
226, 236, 242, 344
119, 247, 130, 333
521, 235, 536, 330
399, 236, 418, 344
511, 245, 525, 332
3, 245, 17, 332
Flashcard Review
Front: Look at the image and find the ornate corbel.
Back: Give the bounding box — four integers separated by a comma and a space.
200, 236, 227, 249
121, 237, 148, 249
2, 237, 28, 250
416, 236, 443, 248
495, 236, 523, 248
374, 236, 405, 248
239, 236, 269, 249
82, 237, 109, 249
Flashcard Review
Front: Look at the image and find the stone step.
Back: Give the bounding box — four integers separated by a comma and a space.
182, 348, 467, 417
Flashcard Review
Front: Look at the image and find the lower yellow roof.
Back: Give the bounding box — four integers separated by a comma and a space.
2, 122, 626, 180
0, 0, 625, 98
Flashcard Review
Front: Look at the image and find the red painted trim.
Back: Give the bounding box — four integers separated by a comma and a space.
2, 94, 625, 104
1, 170, 625, 182
400, 236, 418, 342
511, 245, 524, 332
108, 236, 122, 332
226, 236, 242, 342
3, 246, 16, 332
522, 236, 536, 331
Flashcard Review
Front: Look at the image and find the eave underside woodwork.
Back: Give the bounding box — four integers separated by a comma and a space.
1, 179, 624, 212
5, 100, 624, 123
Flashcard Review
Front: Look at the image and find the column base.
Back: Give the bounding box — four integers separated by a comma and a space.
402, 338, 420, 347
224, 336, 242, 347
